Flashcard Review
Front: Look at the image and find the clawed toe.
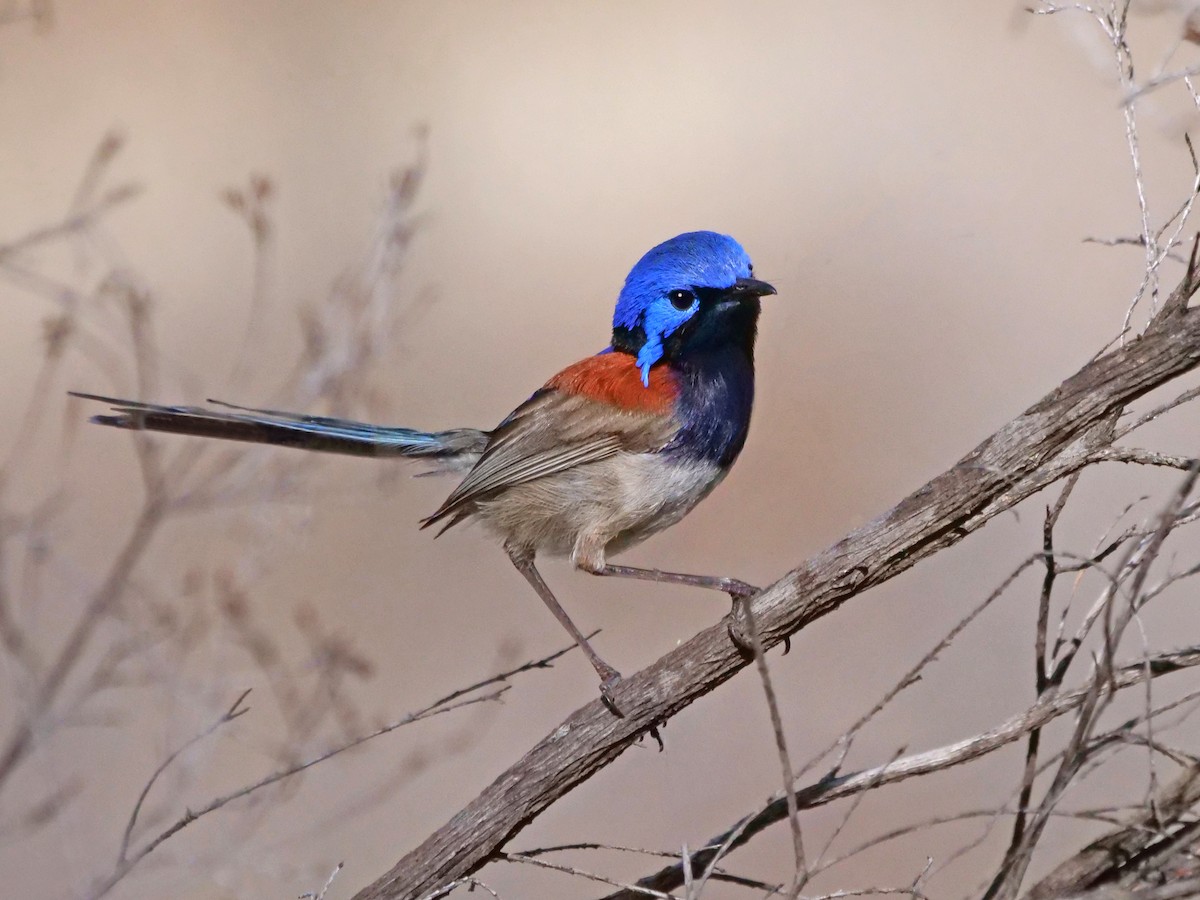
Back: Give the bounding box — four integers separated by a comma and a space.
646, 722, 664, 751
599, 670, 624, 716
727, 592, 792, 657
727, 620, 791, 656
727, 618, 754, 655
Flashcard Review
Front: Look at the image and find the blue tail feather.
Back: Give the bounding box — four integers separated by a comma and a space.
70, 392, 487, 462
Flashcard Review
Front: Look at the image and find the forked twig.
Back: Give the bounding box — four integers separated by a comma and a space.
118, 688, 252, 862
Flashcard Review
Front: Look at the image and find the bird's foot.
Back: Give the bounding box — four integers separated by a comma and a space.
727, 616, 754, 656
597, 666, 624, 716
726, 595, 791, 656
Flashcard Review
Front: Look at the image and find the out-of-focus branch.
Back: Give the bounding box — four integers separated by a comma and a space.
0, 0, 53, 31
0, 137, 436, 900
117, 689, 252, 864
86, 636, 582, 900
0, 184, 140, 265
349, 263, 1200, 899
0, 500, 166, 795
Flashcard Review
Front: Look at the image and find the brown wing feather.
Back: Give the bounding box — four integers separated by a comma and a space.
421, 389, 679, 530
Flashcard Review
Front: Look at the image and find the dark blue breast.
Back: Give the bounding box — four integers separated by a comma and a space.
663, 346, 755, 468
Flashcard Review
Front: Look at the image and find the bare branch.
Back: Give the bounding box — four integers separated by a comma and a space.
118, 688, 251, 862
606, 643, 1200, 900
1091, 447, 1199, 471
86, 635, 582, 900
0, 500, 167, 794
1114, 385, 1200, 439
1026, 764, 1200, 898
991, 476, 1080, 891
499, 853, 673, 899
984, 464, 1199, 899
699, 597, 805, 898
0, 183, 140, 264
350, 282, 1200, 898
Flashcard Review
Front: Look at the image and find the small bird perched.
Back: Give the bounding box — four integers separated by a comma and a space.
75, 231, 778, 705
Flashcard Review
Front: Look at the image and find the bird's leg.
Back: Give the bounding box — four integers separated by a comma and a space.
506, 546, 623, 709
579, 559, 787, 656
586, 563, 760, 600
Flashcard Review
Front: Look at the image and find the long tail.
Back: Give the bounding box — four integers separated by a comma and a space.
70, 392, 488, 466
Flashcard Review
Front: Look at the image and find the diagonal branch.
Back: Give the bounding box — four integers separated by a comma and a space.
352, 288, 1200, 899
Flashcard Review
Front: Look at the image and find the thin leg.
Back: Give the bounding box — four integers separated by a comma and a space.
506, 547, 623, 704
587, 563, 788, 655
589, 563, 760, 600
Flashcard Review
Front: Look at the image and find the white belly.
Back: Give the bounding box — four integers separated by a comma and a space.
472, 452, 726, 562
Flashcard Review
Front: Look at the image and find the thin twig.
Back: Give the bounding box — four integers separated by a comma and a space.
606, 642, 1200, 900
0, 185, 140, 264
701, 598, 805, 897
500, 852, 675, 899
795, 553, 1041, 785
300, 861, 345, 900
118, 689, 252, 862
88, 690, 505, 900
994, 476, 1078, 881
984, 463, 1199, 899
89, 636, 581, 900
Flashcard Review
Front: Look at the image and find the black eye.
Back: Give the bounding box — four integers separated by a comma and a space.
668, 289, 695, 311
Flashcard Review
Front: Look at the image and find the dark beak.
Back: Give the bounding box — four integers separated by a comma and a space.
730, 277, 777, 298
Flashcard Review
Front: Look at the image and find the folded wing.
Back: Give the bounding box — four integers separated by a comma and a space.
421, 353, 680, 529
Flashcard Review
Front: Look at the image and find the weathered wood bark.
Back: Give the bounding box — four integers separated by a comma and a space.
1025, 765, 1200, 898
604, 645, 1200, 899
351, 286, 1200, 900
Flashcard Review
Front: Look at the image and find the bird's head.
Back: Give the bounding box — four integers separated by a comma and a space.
611, 231, 776, 385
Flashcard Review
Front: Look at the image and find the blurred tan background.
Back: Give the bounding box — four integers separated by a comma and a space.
3, 2, 1200, 898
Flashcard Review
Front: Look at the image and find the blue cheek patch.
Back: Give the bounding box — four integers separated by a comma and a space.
636, 336, 662, 386
635, 299, 695, 385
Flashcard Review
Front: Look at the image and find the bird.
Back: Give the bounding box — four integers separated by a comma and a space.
74, 231, 778, 706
